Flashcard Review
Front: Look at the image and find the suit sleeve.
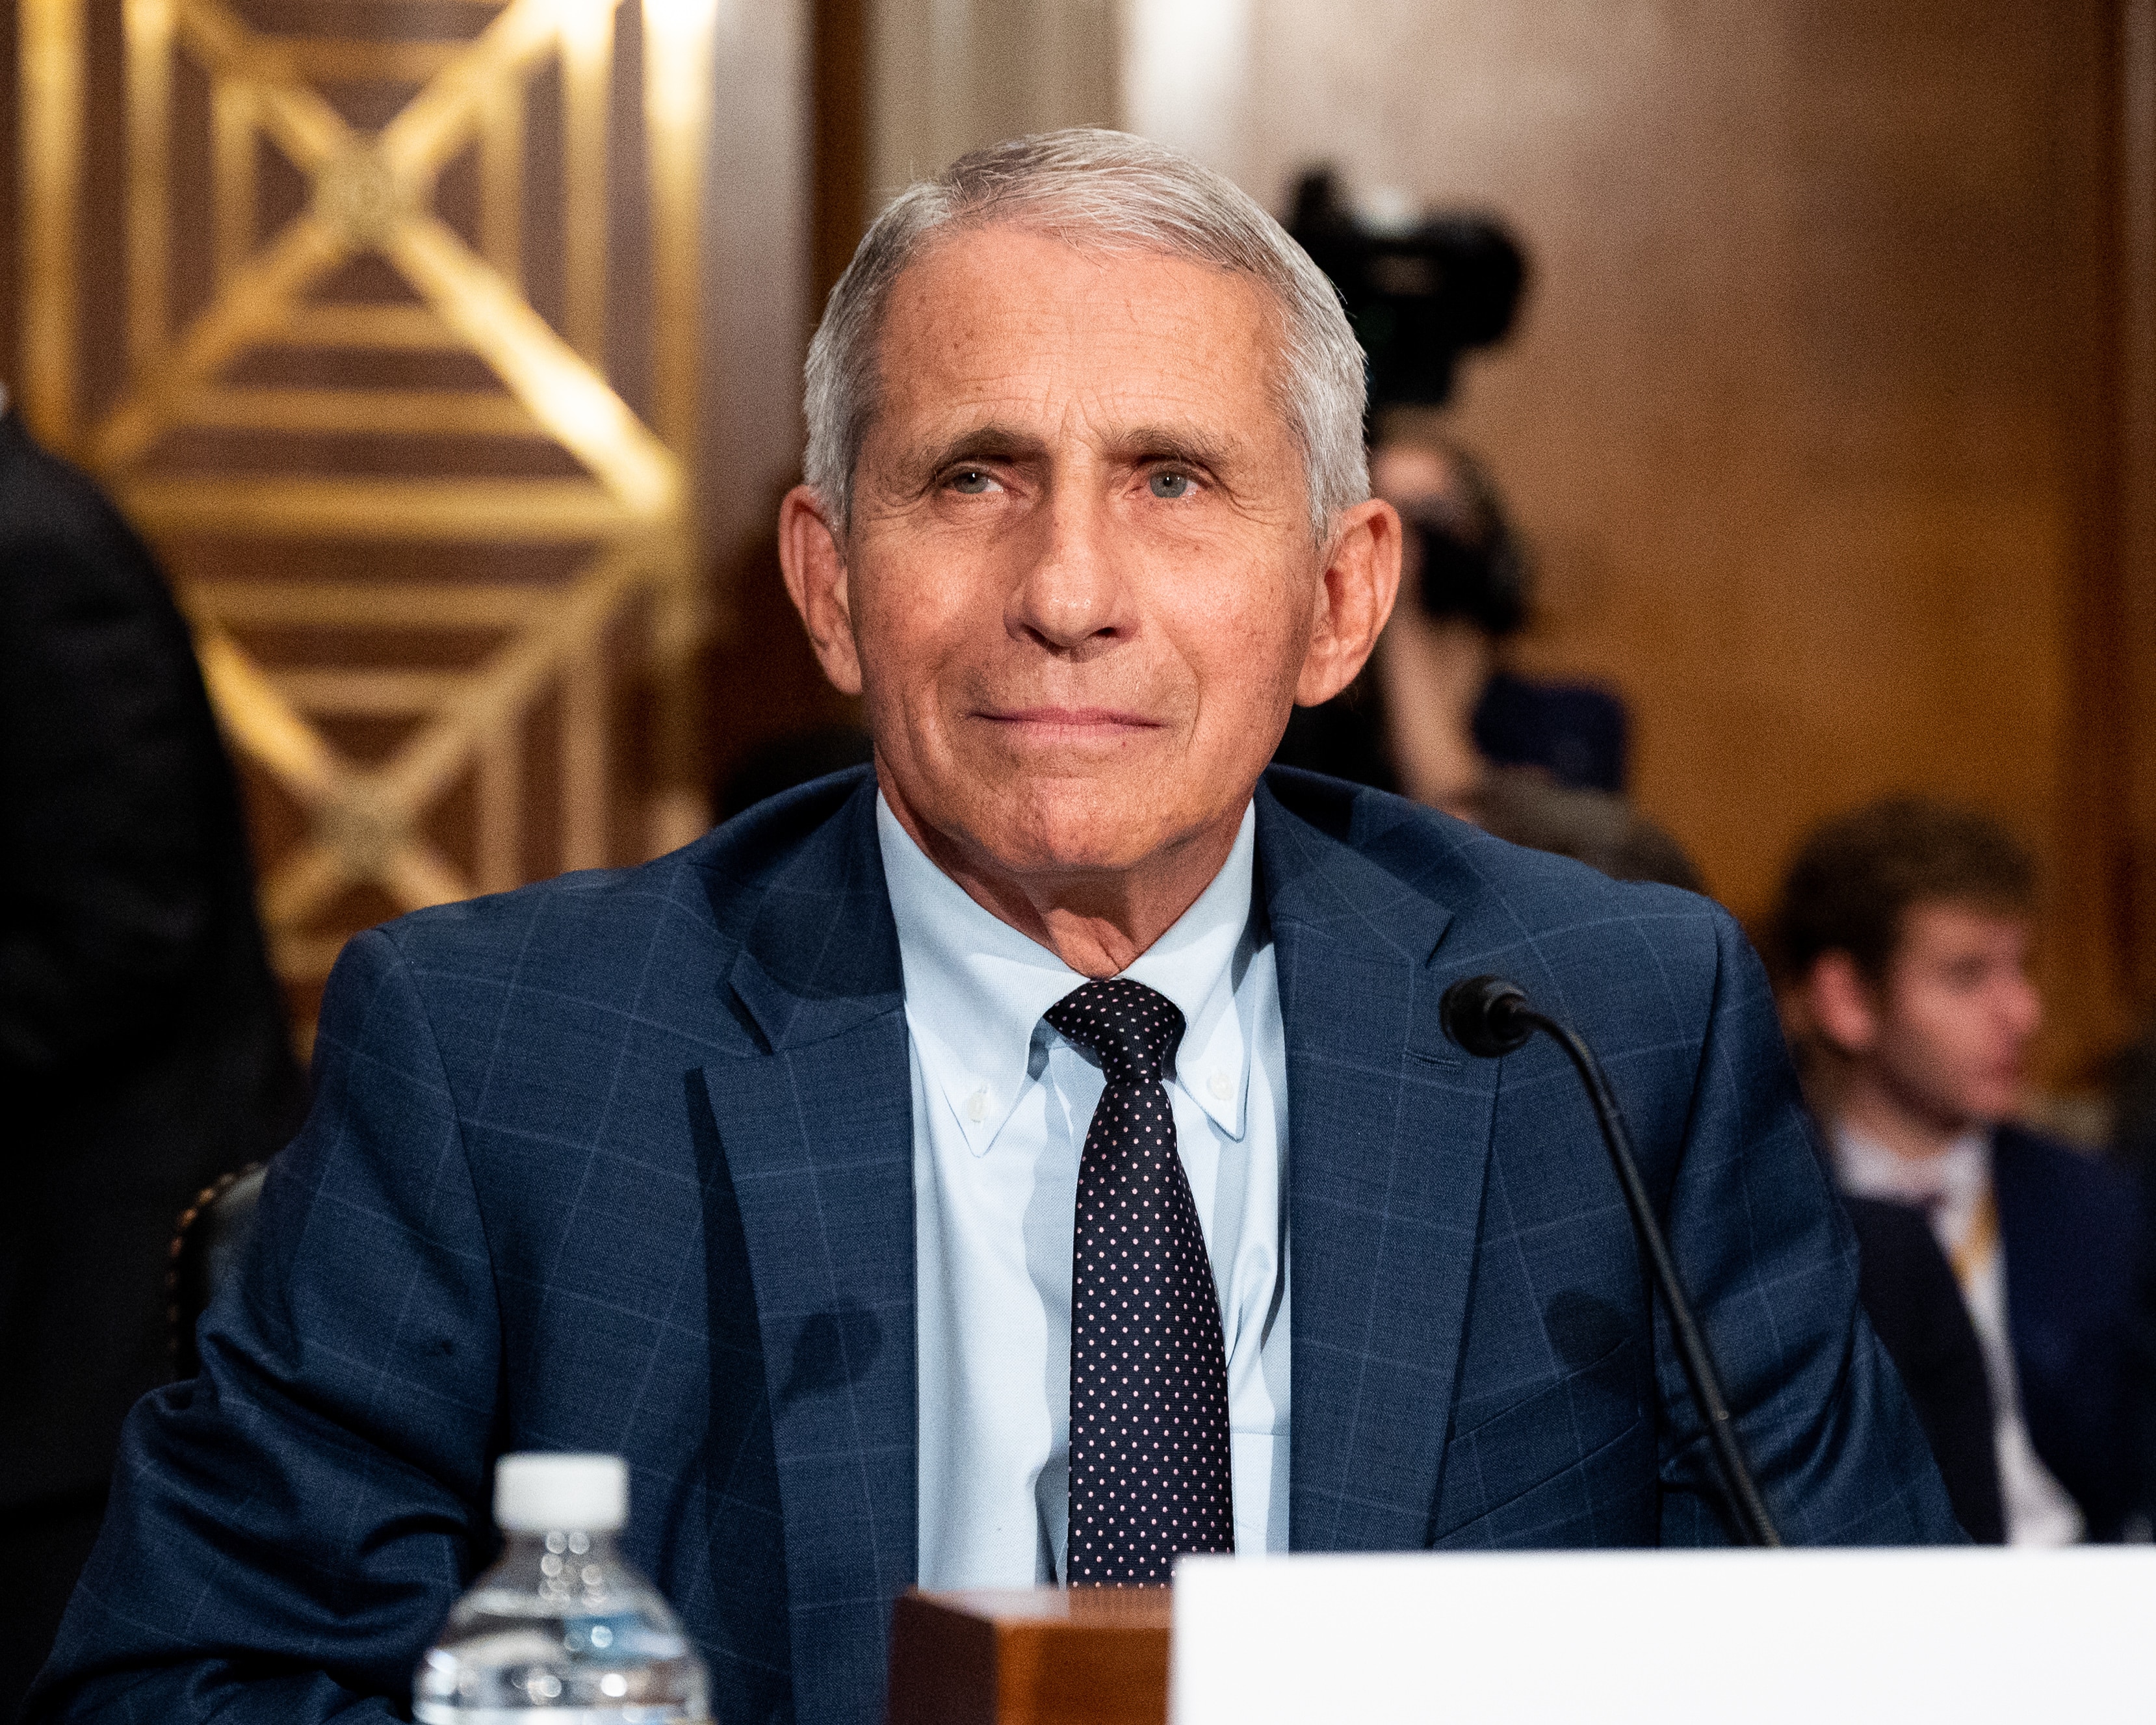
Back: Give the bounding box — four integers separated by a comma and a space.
1653, 908, 1964, 1545
0, 517, 224, 1078
23, 929, 504, 1724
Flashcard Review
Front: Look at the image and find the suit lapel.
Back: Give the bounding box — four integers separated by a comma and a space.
686, 774, 1500, 1707
1258, 786, 1500, 1551
1988, 1127, 2064, 1459
695, 785, 917, 1725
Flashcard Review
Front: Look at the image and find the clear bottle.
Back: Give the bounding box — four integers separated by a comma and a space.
413, 1453, 711, 1724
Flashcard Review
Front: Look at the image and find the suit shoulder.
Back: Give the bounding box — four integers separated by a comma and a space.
1260, 767, 1744, 1057
0, 419, 156, 566
1264, 765, 1726, 950
1993, 1124, 2142, 1230
370, 768, 877, 990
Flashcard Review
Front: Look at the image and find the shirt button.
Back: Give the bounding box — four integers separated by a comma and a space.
966, 1088, 990, 1123
1208, 1070, 1232, 1100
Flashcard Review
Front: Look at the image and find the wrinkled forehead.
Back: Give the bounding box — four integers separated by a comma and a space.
863, 222, 1298, 453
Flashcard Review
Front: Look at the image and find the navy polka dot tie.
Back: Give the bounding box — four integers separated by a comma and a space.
1046, 977, 1234, 1585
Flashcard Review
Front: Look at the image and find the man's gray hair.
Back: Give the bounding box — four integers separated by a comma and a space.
803, 128, 1368, 543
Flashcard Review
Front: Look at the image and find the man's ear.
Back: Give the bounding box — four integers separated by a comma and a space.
778, 484, 864, 697
1295, 497, 1402, 707
1804, 951, 1882, 1057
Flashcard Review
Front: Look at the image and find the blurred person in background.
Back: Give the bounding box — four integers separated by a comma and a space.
1830, 1188, 2005, 1540
1772, 797, 2155, 1543
1280, 168, 1658, 842
2113, 1018, 2156, 1527
2114, 1021, 2156, 1172
1275, 432, 1700, 892
0, 389, 306, 1710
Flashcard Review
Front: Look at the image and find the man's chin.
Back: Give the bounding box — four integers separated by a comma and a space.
957, 783, 1226, 881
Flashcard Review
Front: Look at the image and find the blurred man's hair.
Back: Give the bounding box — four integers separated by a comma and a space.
804, 127, 1368, 543
1771, 797, 2036, 984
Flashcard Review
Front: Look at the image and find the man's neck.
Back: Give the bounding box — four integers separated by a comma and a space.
878, 779, 1249, 979
1830, 1073, 1988, 1165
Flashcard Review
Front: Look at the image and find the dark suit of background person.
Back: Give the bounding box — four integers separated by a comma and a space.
1987, 1124, 2152, 1539
2116, 1021, 2156, 1528
1272, 437, 1696, 892
1839, 1195, 2005, 1542
1846, 1130, 2153, 1543
1779, 797, 2156, 1542
28, 767, 1960, 1725
0, 404, 306, 1714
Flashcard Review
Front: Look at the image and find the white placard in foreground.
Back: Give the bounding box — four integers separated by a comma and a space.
1172, 1548, 2155, 1724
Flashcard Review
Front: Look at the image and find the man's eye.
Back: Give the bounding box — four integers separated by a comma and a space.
1148, 471, 1193, 500
948, 469, 995, 495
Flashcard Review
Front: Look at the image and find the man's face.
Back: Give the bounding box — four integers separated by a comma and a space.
779, 223, 1396, 892
1369, 441, 1456, 511
1828, 901, 2044, 1132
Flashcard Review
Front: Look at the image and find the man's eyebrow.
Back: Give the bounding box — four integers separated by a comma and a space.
905, 425, 1048, 473
1112, 424, 1243, 471
895, 421, 1248, 482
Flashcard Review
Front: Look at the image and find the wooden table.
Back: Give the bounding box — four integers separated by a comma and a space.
886, 1587, 1173, 1725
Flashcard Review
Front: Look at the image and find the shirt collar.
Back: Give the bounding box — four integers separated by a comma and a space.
876, 794, 1257, 1155
1832, 1121, 1990, 1208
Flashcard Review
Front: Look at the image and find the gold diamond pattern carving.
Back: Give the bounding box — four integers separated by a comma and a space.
16, 0, 718, 1017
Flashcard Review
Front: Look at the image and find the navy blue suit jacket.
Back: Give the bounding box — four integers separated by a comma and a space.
1841, 1195, 2003, 1541
1993, 1124, 2156, 1538
30, 770, 1957, 1725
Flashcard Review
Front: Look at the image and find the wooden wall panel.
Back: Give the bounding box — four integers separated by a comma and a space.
1140, 0, 2146, 1082
2115, 0, 2156, 1011
14, 0, 2145, 1083
7, 0, 811, 1040
869, 0, 1115, 205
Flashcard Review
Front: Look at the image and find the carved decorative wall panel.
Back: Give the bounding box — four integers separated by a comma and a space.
17, 0, 716, 1026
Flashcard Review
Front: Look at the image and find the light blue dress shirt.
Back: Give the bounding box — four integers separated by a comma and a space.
876, 794, 1291, 1587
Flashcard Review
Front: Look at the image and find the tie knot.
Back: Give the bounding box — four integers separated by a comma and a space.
1045, 977, 1185, 1085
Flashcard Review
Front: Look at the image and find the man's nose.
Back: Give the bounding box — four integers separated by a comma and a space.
1007, 483, 1126, 654
1999, 972, 2044, 1041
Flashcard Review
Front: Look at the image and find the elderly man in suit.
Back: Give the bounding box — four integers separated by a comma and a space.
29, 129, 1956, 1725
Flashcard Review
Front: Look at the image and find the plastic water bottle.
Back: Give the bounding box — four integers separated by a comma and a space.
413, 1453, 711, 1723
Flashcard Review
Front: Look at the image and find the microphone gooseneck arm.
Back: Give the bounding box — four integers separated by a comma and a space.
1440, 976, 1784, 1548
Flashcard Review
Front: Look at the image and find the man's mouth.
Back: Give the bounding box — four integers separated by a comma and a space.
976, 706, 1165, 739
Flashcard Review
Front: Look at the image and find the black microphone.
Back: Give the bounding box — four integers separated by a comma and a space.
1440, 975, 1783, 1548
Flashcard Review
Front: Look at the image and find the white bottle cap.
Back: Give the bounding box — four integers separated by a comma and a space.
494, 1453, 628, 1533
